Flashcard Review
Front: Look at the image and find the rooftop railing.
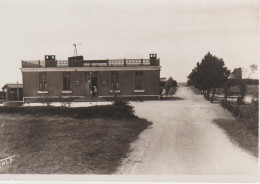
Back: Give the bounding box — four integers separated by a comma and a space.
22, 59, 159, 68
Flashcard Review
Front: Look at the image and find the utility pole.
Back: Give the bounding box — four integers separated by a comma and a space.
73, 43, 81, 57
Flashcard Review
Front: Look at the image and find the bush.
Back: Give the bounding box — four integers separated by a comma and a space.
168, 87, 177, 95
0, 104, 136, 119
220, 100, 259, 137
242, 79, 259, 85
221, 100, 239, 116
113, 98, 129, 106
59, 97, 73, 107
105, 96, 144, 102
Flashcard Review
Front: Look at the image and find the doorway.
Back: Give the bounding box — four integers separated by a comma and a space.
84, 82, 91, 97
84, 72, 98, 97
84, 72, 91, 97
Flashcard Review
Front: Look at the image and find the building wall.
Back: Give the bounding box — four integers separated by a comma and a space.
97, 71, 111, 96
143, 70, 160, 95
47, 72, 63, 96
23, 71, 85, 97
119, 71, 135, 95
22, 69, 160, 99
23, 72, 39, 97
70, 71, 84, 96
96, 70, 160, 97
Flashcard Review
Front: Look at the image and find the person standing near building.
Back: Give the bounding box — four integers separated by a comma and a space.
91, 86, 95, 97
94, 86, 98, 97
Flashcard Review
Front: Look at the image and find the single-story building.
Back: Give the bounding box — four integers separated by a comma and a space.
0, 91, 4, 100
2, 83, 23, 101
21, 54, 161, 103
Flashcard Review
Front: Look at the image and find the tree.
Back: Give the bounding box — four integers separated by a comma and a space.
165, 77, 177, 95
248, 64, 258, 78
188, 52, 230, 102
187, 79, 193, 86
242, 64, 258, 79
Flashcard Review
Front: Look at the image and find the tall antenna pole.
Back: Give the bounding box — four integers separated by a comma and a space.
73, 43, 81, 57
73, 44, 77, 57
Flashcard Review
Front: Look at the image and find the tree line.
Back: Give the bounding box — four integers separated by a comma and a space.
187, 52, 259, 105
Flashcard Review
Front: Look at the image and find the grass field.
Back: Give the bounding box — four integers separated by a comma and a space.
213, 83, 259, 157
213, 118, 258, 157
0, 105, 151, 174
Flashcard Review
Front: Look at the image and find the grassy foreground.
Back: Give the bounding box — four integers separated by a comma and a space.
0, 104, 151, 174
213, 119, 258, 157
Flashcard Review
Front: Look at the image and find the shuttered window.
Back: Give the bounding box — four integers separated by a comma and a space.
135, 71, 143, 89
39, 73, 47, 91
63, 72, 71, 90
111, 72, 119, 90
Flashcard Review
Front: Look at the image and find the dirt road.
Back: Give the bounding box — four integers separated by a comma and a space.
116, 87, 258, 174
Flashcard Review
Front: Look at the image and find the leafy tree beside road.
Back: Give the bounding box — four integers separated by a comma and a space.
188, 52, 230, 103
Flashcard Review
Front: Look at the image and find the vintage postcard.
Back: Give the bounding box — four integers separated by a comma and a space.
0, 0, 259, 183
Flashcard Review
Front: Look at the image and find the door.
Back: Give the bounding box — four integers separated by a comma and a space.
84, 72, 91, 97
84, 72, 98, 97
91, 76, 98, 97
10, 89, 17, 101
84, 82, 91, 97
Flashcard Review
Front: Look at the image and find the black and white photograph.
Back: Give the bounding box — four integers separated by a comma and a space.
0, 0, 259, 183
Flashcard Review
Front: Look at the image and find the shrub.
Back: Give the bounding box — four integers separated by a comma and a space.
242, 79, 259, 85
41, 96, 52, 106
220, 99, 259, 137
168, 87, 177, 95
59, 97, 72, 107
113, 99, 129, 106
220, 100, 240, 116
0, 105, 136, 119
105, 96, 144, 103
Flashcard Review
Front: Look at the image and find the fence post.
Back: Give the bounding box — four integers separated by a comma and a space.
232, 105, 237, 116
239, 105, 243, 118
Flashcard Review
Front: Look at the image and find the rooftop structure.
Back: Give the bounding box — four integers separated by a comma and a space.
21, 54, 160, 68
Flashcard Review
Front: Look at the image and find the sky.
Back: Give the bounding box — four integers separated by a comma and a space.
0, 0, 259, 88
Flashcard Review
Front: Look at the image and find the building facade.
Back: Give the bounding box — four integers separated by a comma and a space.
21, 54, 161, 103
2, 83, 23, 101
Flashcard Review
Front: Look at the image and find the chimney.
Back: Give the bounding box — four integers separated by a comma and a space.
45, 55, 57, 67
150, 53, 158, 66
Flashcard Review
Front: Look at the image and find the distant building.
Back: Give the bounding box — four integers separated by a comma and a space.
2, 83, 23, 101
229, 68, 242, 80
0, 91, 4, 100
21, 54, 161, 102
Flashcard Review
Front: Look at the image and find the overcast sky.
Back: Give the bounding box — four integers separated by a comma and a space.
0, 0, 259, 87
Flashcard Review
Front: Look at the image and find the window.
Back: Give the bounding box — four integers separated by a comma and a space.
111, 72, 119, 90
39, 73, 47, 91
84, 72, 91, 83
63, 72, 71, 90
135, 71, 143, 89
